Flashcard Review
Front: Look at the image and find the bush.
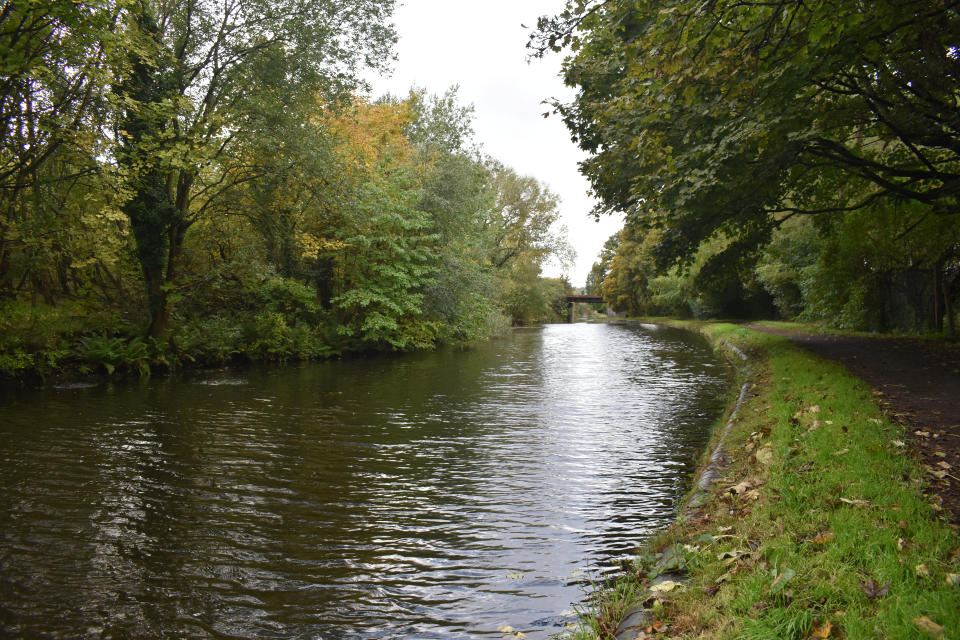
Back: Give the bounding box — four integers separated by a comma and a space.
0, 301, 119, 377
171, 316, 244, 363
75, 334, 151, 376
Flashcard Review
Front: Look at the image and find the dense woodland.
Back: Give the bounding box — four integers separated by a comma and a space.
540, 0, 960, 334
0, 0, 575, 378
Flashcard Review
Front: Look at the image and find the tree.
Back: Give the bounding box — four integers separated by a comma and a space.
399, 88, 505, 340
585, 232, 618, 296
331, 168, 438, 349
0, 0, 119, 298
0, 0, 115, 194
486, 161, 571, 271
535, 0, 960, 271
111, 0, 396, 336
318, 98, 440, 349
759, 205, 960, 332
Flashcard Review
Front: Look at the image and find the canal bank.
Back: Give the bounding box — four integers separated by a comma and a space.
565, 321, 960, 640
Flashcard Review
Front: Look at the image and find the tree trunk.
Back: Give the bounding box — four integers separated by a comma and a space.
144, 262, 169, 338
934, 259, 944, 332
945, 270, 957, 339
127, 169, 180, 338
0, 239, 10, 298
56, 255, 72, 297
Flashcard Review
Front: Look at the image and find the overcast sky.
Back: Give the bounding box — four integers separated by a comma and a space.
367, 0, 623, 288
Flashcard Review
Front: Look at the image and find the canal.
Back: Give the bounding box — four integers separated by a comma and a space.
0, 322, 731, 638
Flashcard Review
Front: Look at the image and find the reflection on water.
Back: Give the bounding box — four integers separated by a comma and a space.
0, 323, 730, 638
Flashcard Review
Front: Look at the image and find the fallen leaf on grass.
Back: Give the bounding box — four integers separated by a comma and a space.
811, 531, 835, 545
730, 481, 752, 495
916, 563, 931, 578
715, 570, 735, 584
912, 616, 944, 638
946, 573, 960, 586
646, 620, 665, 633
649, 580, 682, 593
770, 567, 796, 592
860, 576, 890, 599
891, 440, 906, 447
712, 534, 737, 542
839, 497, 871, 507
811, 618, 832, 638
833, 448, 850, 456
756, 445, 774, 466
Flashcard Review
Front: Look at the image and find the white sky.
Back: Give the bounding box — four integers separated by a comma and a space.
367, 0, 623, 288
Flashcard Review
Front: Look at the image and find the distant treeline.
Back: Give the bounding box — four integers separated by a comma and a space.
0, 0, 574, 378
538, 0, 959, 333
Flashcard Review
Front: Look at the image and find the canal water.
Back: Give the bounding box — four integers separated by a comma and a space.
0, 322, 731, 639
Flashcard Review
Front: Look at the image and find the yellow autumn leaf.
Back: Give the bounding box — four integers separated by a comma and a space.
912, 616, 944, 638
649, 579, 682, 593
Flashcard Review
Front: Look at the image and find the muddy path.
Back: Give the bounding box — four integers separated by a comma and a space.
746, 324, 960, 527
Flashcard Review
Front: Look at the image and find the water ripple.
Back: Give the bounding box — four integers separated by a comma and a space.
0, 323, 730, 639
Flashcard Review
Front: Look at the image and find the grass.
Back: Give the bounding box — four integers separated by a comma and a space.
562, 322, 960, 639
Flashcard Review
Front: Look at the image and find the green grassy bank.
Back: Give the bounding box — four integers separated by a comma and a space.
565, 322, 960, 640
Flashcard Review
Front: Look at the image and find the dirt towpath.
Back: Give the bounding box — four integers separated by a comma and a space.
746, 324, 960, 527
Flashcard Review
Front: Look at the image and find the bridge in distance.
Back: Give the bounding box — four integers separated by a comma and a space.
563, 294, 617, 321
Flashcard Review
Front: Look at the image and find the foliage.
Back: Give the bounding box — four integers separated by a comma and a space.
500, 264, 573, 325
585, 233, 618, 296
0, 3, 576, 378
75, 334, 150, 376
601, 223, 774, 320
330, 170, 439, 350
0, 300, 118, 376
106, 0, 398, 337
537, 0, 960, 333
543, 0, 960, 253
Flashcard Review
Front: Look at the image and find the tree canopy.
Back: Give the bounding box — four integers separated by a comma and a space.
538, 0, 960, 332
